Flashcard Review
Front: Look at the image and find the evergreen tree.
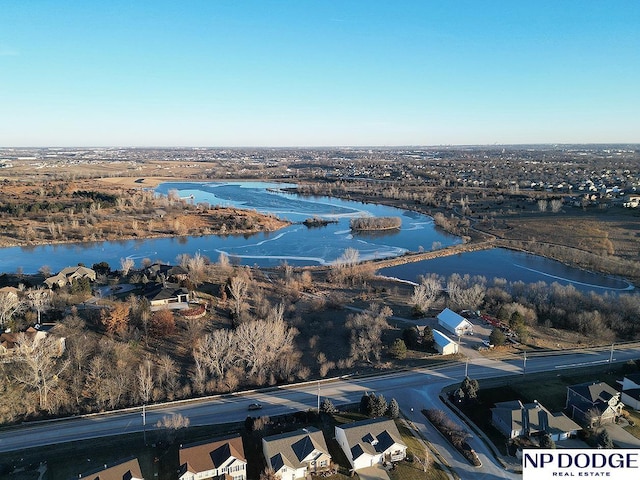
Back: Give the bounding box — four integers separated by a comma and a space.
489, 328, 506, 346
403, 327, 421, 349
360, 393, 373, 415
371, 394, 388, 417
321, 398, 337, 414
387, 398, 400, 419
389, 338, 407, 359
460, 376, 479, 402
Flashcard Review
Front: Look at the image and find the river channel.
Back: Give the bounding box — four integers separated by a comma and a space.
0, 182, 632, 293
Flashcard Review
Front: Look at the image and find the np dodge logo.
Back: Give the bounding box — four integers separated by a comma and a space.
523, 449, 640, 479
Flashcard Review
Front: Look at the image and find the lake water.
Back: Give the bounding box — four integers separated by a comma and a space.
0, 181, 458, 273
0, 182, 632, 294
378, 248, 634, 292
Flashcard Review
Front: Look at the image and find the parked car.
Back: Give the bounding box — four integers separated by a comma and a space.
248, 403, 262, 411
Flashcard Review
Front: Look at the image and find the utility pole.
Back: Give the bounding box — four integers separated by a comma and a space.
523, 351, 527, 376
609, 344, 614, 364
317, 381, 320, 412
142, 404, 147, 445
464, 358, 469, 377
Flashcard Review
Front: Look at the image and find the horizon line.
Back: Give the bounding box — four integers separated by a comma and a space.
2, 142, 639, 150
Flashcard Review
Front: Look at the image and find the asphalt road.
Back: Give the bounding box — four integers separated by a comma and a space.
1, 345, 639, 479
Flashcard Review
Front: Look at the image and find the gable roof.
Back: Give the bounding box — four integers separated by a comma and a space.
437, 308, 473, 331
624, 373, 640, 386
263, 427, 330, 471
568, 382, 619, 405
45, 266, 96, 287
337, 418, 405, 460
143, 282, 189, 302
432, 329, 456, 348
77, 457, 143, 480
492, 400, 580, 436
179, 435, 245, 476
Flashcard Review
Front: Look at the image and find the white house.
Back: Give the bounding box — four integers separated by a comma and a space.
178, 435, 246, 480
432, 329, 459, 355
335, 418, 406, 471
262, 427, 331, 479
437, 308, 474, 336
620, 373, 640, 410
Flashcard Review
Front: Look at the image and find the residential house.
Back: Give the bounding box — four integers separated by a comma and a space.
178, 435, 246, 480
623, 194, 640, 208
436, 308, 474, 337
76, 456, 144, 480
0, 286, 20, 299
142, 262, 189, 283
432, 329, 459, 355
619, 373, 640, 410
262, 427, 332, 479
0, 326, 61, 356
566, 381, 624, 427
44, 266, 96, 289
335, 418, 407, 471
491, 400, 581, 441
143, 282, 190, 311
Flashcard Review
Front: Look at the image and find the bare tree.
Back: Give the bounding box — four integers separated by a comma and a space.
0, 291, 24, 329
259, 468, 281, 480
446, 274, 486, 310
411, 275, 442, 315
27, 287, 52, 324
120, 257, 135, 276
550, 198, 563, 213
217, 252, 231, 270
235, 316, 299, 377
11, 333, 69, 411
137, 359, 154, 405
537, 199, 548, 212
155, 412, 190, 443
186, 251, 208, 288
157, 354, 179, 399
228, 274, 249, 320
336, 247, 359, 267
346, 304, 392, 362
194, 329, 237, 379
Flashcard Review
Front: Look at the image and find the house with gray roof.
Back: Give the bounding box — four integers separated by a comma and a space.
619, 373, 640, 410
335, 418, 406, 471
178, 435, 246, 480
143, 282, 190, 311
491, 399, 580, 441
566, 381, 624, 427
44, 266, 96, 289
262, 427, 331, 479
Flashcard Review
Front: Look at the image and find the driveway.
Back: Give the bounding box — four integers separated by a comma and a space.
604, 423, 640, 448
356, 466, 390, 480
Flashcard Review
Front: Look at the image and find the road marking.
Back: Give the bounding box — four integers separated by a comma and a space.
554, 359, 610, 369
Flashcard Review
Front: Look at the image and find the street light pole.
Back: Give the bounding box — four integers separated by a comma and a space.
523, 351, 527, 376
142, 404, 147, 445
464, 358, 469, 378
609, 344, 614, 364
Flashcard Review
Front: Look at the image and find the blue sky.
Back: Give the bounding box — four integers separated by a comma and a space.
1, 0, 638, 147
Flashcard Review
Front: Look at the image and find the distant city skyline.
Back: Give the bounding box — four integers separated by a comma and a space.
1, 1, 639, 147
